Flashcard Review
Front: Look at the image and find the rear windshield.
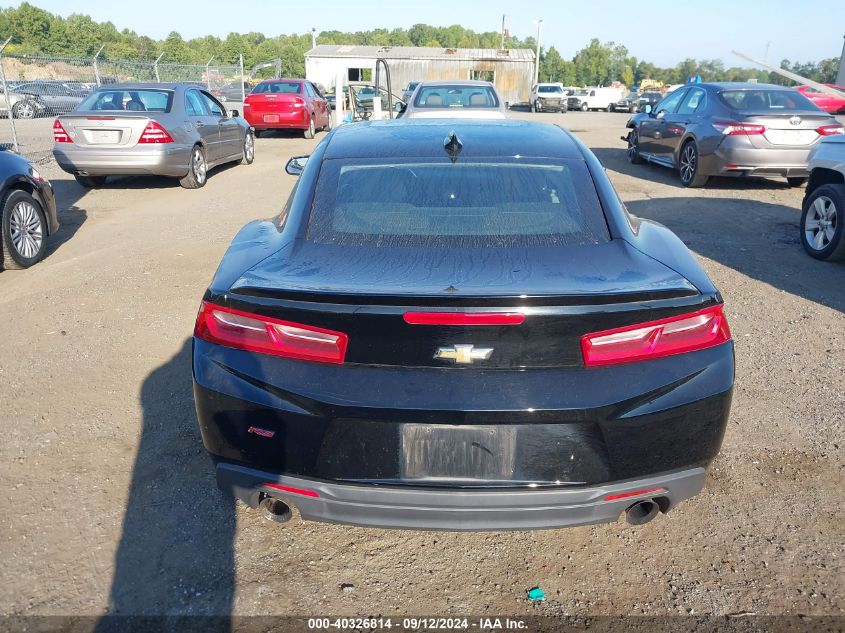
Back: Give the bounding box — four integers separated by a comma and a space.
413, 85, 499, 109
252, 82, 302, 94
718, 89, 819, 111
538, 86, 563, 94
308, 158, 609, 248
78, 89, 173, 112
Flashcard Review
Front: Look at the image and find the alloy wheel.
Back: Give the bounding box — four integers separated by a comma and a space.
193, 148, 207, 184
9, 199, 43, 258
680, 143, 697, 184
804, 195, 838, 251
14, 101, 35, 119
244, 133, 254, 162
627, 132, 639, 161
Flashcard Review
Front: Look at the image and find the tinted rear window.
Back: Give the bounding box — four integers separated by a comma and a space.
79, 89, 173, 112
414, 85, 499, 108
308, 158, 609, 248
718, 89, 819, 111
538, 86, 562, 94
252, 82, 302, 94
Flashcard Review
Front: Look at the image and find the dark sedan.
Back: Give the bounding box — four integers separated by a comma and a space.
1, 149, 59, 269
623, 82, 844, 187
193, 120, 734, 531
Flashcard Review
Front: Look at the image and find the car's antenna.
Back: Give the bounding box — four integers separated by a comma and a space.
443, 131, 462, 164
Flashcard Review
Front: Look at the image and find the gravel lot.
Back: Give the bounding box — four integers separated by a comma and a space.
1, 110, 843, 626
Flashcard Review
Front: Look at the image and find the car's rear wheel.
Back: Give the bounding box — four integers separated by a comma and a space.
324, 110, 333, 132
787, 177, 807, 188
608, 103, 615, 112
304, 115, 315, 139
180, 145, 207, 189
679, 140, 709, 187
800, 184, 845, 261
2, 190, 47, 270
580, 102, 588, 112
627, 130, 644, 164
241, 131, 255, 165
12, 101, 36, 119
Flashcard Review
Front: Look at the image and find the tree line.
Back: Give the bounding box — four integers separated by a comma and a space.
0, 2, 839, 86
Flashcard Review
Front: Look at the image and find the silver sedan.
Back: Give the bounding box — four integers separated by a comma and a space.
399, 80, 508, 120
52, 83, 254, 189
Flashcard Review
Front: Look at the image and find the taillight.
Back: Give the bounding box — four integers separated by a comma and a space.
712, 120, 766, 135
403, 312, 525, 326
194, 301, 348, 364
291, 97, 306, 109
817, 124, 845, 136
53, 119, 72, 143
581, 305, 731, 367
138, 120, 173, 144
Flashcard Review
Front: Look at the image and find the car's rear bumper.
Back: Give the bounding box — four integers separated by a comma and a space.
217, 461, 707, 531
700, 140, 813, 178
52, 144, 192, 177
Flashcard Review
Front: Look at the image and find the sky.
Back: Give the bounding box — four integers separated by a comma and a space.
12, 0, 845, 67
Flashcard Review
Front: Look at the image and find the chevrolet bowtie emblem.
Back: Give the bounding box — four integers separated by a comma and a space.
434, 344, 494, 364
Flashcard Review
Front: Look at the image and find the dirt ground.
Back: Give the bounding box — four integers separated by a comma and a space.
0, 111, 843, 627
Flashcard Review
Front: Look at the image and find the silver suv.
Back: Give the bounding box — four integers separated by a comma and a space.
801, 134, 845, 261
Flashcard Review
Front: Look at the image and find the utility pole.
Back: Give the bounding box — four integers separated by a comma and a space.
500, 15, 506, 49
837, 34, 845, 87
534, 19, 543, 85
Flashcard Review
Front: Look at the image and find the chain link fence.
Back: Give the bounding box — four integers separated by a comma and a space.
0, 39, 245, 167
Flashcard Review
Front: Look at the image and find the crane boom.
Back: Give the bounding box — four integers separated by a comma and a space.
731, 50, 845, 98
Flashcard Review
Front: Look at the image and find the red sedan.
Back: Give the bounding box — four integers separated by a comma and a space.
796, 85, 845, 114
243, 79, 331, 138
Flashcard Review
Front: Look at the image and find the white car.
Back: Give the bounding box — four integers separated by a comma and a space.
530, 83, 568, 112
400, 81, 507, 119
801, 134, 845, 261
567, 87, 625, 112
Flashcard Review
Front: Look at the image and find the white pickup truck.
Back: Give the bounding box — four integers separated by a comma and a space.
801, 134, 845, 261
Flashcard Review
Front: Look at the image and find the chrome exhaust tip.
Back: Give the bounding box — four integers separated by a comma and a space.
259, 496, 300, 525
625, 499, 660, 526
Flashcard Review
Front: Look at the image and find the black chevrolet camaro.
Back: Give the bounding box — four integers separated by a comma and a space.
193, 119, 734, 531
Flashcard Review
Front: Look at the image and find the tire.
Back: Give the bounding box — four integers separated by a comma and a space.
530, 101, 536, 113
560, 106, 568, 113
74, 175, 106, 188
12, 101, 36, 119
787, 177, 807, 188
179, 145, 208, 189
240, 131, 255, 165
580, 102, 588, 112
627, 129, 644, 165
800, 184, 845, 261
1, 189, 47, 270
608, 104, 615, 112
304, 115, 315, 139
324, 110, 333, 132
678, 140, 709, 188
253, 129, 263, 138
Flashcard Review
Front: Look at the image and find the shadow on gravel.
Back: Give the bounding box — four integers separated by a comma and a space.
39, 177, 87, 260
592, 146, 799, 191
96, 339, 235, 633
625, 197, 845, 313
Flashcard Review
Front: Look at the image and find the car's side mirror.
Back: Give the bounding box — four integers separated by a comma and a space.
656, 110, 666, 119
643, 104, 653, 114
394, 101, 406, 112
230, 109, 240, 118
285, 155, 309, 176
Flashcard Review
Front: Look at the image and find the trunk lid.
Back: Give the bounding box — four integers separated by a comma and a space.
736, 111, 833, 148
57, 113, 152, 148
222, 240, 704, 369
245, 93, 304, 113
